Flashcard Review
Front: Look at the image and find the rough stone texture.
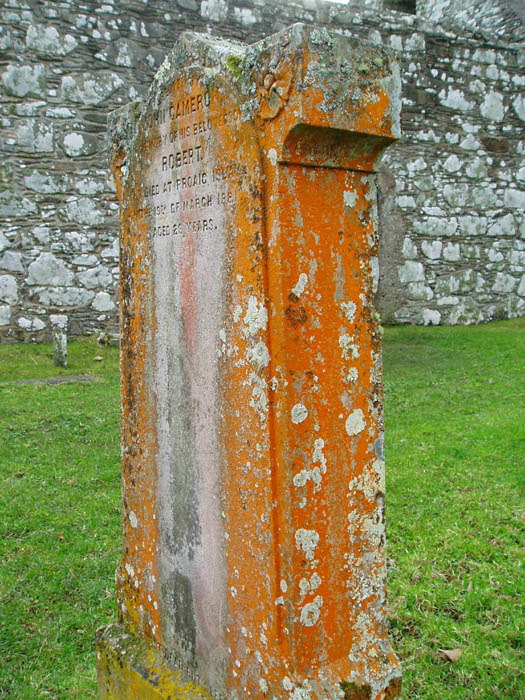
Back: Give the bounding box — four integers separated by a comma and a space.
417, 0, 525, 43
50, 312, 67, 366
0, 0, 523, 340
97, 24, 401, 700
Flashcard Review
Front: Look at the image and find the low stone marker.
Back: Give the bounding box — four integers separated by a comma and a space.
96, 24, 402, 700
49, 314, 67, 367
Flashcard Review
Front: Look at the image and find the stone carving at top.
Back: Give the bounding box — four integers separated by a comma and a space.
258, 65, 294, 120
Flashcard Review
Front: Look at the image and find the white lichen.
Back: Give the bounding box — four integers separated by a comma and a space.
300, 595, 323, 626
291, 403, 308, 424
312, 438, 327, 474
293, 467, 322, 490
339, 333, 360, 360
243, 296, 268, 337
341, 300, 357, 323
247, 372, 268, 419
233, 304, 243, 323
247, 339, 270, 371
282, 676, 293, 691
343, 190, 357, 208
299, 577, 310, 596
268, 147, 277, 166
347, 367, 359, 383
295, 528, 319, 560
345, 409, 365, 436
310, 572, 322, 591
292, 272, 308, 298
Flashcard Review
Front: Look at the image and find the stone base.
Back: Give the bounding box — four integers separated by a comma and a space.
95, 623, 213, 699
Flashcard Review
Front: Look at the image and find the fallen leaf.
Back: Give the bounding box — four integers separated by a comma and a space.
93, 355, 103, 362
439, 648, 462, 663
467, 580, 473, 594
502, 595, 513, 601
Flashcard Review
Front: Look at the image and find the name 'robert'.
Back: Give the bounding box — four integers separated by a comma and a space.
162, 145, 203, 171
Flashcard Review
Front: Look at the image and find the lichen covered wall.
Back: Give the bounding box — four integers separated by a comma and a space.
377, 29, 524, 325
417, 0, 525, 43
0, 0, 523, 340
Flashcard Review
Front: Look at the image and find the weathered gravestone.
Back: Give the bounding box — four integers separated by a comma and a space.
50, 314, 68, 367
96, 24, 402, 700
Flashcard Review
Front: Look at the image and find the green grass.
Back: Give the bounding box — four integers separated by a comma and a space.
0, 321, 523, 698
0, 339, 121, 698
384, 319, 524, 700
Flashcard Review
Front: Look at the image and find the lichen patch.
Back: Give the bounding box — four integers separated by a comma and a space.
292, 272, 308, 298
300, 595, 323, 626
294, 528, 320, 560
291, 402, 308, 424
345, 410, 366, 436
243, 296, 268, 337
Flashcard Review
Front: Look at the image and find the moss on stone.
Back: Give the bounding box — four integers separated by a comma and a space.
339, 679, 372, 699
225, 54, 243, 80
96, 623, 214, 699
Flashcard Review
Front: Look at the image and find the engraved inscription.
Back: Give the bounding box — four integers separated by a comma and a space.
146, 92, 211, 129
161, 146, 203, 171
143, 87, 237, 242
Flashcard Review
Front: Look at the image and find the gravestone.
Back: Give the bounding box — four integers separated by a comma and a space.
50, 314, 67, 367
96, 24, 402, 700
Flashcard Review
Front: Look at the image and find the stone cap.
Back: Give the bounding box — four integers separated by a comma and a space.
49, 314, 68, 330
109, 23, 401, 174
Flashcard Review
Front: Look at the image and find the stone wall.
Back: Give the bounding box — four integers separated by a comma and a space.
416, 0, 525, 43
376, 25, 524, 324
0, 0, 523, 340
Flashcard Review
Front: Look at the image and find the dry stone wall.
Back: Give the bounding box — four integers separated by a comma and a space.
376, 23, 524, 324
416, 0, 525, 44
0, 0, 523, 340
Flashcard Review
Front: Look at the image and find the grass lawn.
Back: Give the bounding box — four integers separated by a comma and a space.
0, 339, 121, 698
0, 320, 523, 699
384, 320, 524, 700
